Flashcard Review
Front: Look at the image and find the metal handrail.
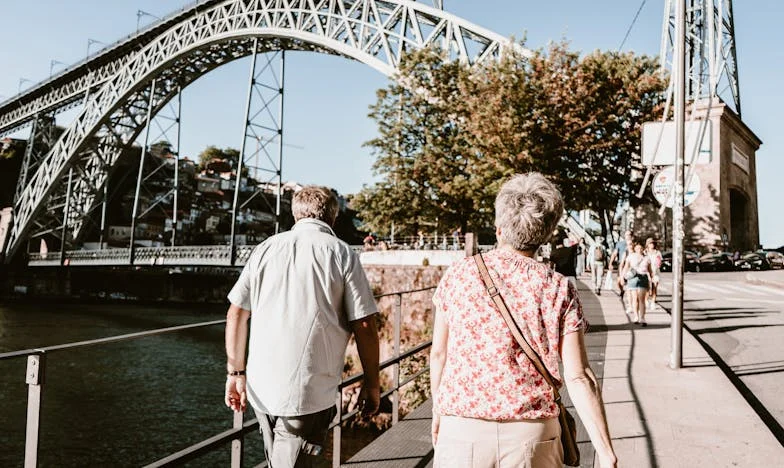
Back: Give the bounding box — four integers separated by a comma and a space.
145, 340, 433, 468
7, 286, 436, 467
0, 320, 226, 361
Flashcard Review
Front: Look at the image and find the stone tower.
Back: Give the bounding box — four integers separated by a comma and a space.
634, 98, 761, 252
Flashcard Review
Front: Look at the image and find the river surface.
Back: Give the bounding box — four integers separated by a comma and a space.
0, 301, 265, 467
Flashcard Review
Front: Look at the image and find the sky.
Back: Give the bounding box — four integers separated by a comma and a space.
1, 1, 782, 248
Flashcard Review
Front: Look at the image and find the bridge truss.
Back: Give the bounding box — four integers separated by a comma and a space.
1, 0, 518, 264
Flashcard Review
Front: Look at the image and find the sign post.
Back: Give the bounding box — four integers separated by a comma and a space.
670, 0, 686, 370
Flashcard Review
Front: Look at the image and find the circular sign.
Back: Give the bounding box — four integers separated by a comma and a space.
651, 166, 701, 208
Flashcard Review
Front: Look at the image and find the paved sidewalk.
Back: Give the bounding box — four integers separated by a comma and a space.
581, 276, 784, 467
745, 269, 784, 289
345, 277, 784, 467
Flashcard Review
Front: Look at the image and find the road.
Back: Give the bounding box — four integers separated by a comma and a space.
655, 271, 784, 442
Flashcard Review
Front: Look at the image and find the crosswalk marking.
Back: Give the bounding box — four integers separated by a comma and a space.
659, 281, 784, 301
747, 284, 784, 298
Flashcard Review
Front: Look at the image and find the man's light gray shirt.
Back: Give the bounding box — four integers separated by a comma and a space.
228, 218, 377, 416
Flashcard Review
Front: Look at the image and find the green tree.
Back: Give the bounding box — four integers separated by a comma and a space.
353, 47, 484, 237
354, 42, 666, 239
465, 41, 666, 236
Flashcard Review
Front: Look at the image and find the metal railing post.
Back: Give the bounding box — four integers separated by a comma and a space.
171, 87, 182, 247
59, 168, 73, 265
332, 392, 342, 468
230, 38, 259, 266
230, 411, 243, 468
129, 79, 157, 265
392, 294, 402, 425
24, 353, 46, 468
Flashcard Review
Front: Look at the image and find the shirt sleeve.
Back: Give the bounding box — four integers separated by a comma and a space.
343, 250, 378, 322
560, 278, 588, 336
227, 262, 253, 312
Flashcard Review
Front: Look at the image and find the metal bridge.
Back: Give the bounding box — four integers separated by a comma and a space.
0, 0, 519, 266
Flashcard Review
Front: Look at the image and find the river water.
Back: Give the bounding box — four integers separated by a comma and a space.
0, 301, 265, 467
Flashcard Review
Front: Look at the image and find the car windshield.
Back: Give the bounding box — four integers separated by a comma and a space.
742, 253, 760, 260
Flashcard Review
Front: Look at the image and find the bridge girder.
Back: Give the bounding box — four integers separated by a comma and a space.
5, 0, 521, 261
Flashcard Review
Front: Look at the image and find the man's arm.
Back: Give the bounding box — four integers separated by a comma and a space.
608, 249, 618, 271
351, 315, 380, 416
225, 304, 250, 412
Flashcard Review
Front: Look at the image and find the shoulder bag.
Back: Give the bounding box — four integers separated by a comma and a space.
473, 253, 580, 466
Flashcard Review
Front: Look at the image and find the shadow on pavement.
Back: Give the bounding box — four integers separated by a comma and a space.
577, 280, 659, 468
655, 297, 784, 447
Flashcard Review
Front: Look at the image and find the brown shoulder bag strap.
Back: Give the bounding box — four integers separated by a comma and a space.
473, 252, 562, 402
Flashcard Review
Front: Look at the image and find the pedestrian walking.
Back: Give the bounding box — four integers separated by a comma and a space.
551, 233, 578, 288
591, 238, 608, 295
645, 238, 663, 309
576, 238, 586, 277
620, 242, 654, 326
430, 173, 618, 468
609, 230, 633, 313
451, 227, 461, 251
224, 185, 381, 468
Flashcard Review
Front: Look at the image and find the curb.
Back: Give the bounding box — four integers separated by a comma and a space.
744, 272, 784, 289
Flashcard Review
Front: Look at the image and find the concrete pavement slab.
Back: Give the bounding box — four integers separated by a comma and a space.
574, 276, 784, 467
745, 270, 784, 289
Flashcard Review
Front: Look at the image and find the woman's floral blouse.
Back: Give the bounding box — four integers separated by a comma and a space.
433, 249, 587, 420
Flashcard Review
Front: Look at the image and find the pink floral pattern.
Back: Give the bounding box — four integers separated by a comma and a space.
433, 249, 587, 420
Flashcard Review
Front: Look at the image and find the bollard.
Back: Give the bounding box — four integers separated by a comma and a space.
24, 353, 46, 468
231, 410, 243, 468
332, 392, 342, 468
392, 294, 402, 425
464, 232, 478, 257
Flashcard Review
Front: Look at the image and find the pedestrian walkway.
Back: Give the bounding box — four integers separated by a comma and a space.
745, 269, 784, 289
344, 277, 784, 467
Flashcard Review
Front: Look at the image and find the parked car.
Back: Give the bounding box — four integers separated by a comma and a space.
759, 250, 784, 269
699, 252, 735, 272
661, 250, 701, 272
735, 252, 771, 271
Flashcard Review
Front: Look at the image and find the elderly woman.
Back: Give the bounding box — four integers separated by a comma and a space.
430, 173, 617, 468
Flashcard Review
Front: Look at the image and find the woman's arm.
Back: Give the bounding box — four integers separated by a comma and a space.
429, 307, 449, 446
561, 330, 618, 468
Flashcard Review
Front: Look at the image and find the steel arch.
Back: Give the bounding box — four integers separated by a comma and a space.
6, 0, 521, 260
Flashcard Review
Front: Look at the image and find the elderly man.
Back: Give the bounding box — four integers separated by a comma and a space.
224, 185, 380, 468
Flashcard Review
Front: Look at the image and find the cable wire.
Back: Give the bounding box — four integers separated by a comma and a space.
618, 0, 648, 51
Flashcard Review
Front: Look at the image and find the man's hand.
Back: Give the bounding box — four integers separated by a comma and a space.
358, 384, 380, 416
225, 375, 247, 412
431, 413, 440, 446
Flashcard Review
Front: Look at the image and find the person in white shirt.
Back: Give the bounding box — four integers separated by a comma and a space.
224, 185, 380, 468
645, 238, 663, 309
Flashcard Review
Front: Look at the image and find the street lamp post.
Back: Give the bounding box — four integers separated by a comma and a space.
49, 60, 66, 77
136, 10, 160, 31
86, 38, 106, 58
670, 0, 686, 370
18, 78, 32, 93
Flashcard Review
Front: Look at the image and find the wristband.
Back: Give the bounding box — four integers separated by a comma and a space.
227, 370, 246, 376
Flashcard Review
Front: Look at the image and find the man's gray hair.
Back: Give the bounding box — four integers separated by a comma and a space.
494, 173, 564, 251
292, 185, 339, 224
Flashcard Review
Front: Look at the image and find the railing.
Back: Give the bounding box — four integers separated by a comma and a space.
2, 286, 436, 468
27, 243, 473, 267
28, 245, 258, 267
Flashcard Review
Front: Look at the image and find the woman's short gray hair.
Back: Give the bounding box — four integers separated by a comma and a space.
494, 173, 564, 251
292, 185, 339, 224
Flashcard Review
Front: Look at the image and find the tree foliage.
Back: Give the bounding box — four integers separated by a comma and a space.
352, 41, 667, 238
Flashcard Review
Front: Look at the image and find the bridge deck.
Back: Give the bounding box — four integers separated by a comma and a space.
344, 400, 434, 468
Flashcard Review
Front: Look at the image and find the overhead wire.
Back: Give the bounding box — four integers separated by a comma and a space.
618, 0, 649, 51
